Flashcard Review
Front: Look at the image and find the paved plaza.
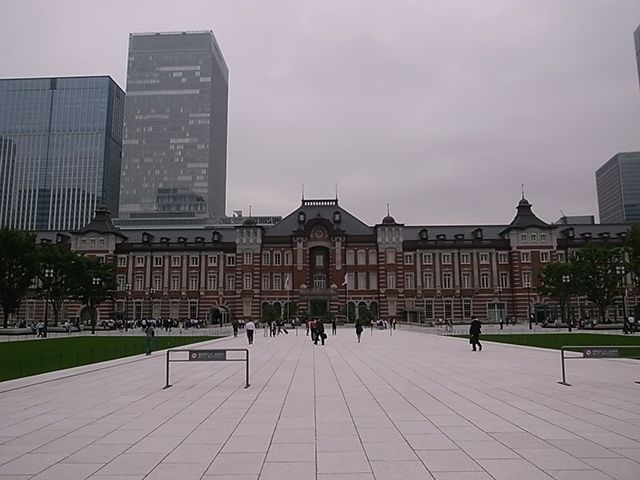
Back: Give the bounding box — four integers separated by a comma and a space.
0, 327, 639, 480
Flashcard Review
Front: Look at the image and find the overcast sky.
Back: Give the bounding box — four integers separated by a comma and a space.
1, 0, 639, 226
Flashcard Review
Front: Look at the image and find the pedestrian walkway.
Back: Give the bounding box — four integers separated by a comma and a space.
0, 328, 638, 479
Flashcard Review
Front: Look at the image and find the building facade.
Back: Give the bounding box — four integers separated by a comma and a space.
596, 152, 640, 223
118, 31, 229, 225
27, 196, 637, 327
0, 76, 124, 231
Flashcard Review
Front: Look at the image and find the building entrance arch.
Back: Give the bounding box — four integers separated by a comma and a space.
209, 306, 230, 325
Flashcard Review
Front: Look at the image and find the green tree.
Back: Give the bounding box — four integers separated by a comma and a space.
36, 245, 83, 334
625, 224, 640, 288
73, 257, 115, 334
282, 301, 297, 322
572, 243, 623, 323
261, 303, 280, 325
0, 228, 38, 328
537, 262, 577, 325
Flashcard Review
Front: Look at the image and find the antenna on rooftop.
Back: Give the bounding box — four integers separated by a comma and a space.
301, 184, 305, 201
386, 203, 390, 216
521, 183, 526, 199
335, 183, 338, 200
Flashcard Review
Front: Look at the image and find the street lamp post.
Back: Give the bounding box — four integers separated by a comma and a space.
616, 265, 628, 334
562, 274, 571, 332
525, 279, 532, 330
125, 283, 131, 331
497, 286, 503, 330
42, 268, 54, 338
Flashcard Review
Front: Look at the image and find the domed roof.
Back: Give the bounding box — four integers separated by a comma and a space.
382, 215, 396, 224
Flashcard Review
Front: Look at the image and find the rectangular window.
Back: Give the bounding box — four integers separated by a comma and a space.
461, 271, 471, 289
368, 250, 377, 265
313, 274, 325, 289
540, 233, 547, 243
152, 301, 161, 319
315, 254, 324, 267
422, 253, 433, 265
262, 273, 270, 290
406, 298, 415, 310
424, 299, 434, 319
388, 296, 397, 316
522, 271, 532, 287
557, 251, 566, 262
171, 256, 181, 267
521, 233, 527, 241
208, 273, 218, 290
225, 274, 235, 290
134, 274, 144, 291
444, 299, 453, 319
346, 250, 355, 265
423, 272, 433, 289
369, 272, 378, 290
273, 251, 282, 266
347, 272, 354, 290
243, 273, 252, 290
170, 300, 180, 319
404, 253, 414, 265
442, 272, 452, 289
499, 272, 509, 289
441, 253, 451, 265
99, 238, 105, 247
188, 301, 198, 319
540, 251, 550, 263
243, 298, 251, 317
273, 273, 282, 290
521, 251, 531, 263
479, 253, 489, 264
530, 233, 537, 242
386, 248, 396, 264
226, 255, 236, 266
463, 298, 472, 319
357, 272, 367, 290
117, 275, 126, 291
189, 274, 199, 290
498, 252, 508, 264
135, 256, 145, 267
460, 253, 470, 264
118, 256, 127, 267
153, 274, 162, 291
284, 250, 292, 265
480, 272, 490, 289
90, 238, 96, 247
208, 254, 218, 266
405, 272, 415, 289
262, 251, 271, 265
244, 252, 253, 265
387, 272, 396, 289
171, 274, 180, 291
357, 250, 367, 265
189, 255, 199, 267
153, 256, 163, 267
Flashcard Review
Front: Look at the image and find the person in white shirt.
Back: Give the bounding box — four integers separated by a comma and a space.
245, 320, 256, 345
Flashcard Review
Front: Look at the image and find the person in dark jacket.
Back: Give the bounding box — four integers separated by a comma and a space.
355, 320, 363, 343
315, 320, 326, 345
469, 317, 482, 351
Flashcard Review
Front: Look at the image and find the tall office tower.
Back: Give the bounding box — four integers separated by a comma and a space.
635, 25, 640, 91
119, 31, 229, 225
0, 76, 124, 231
596, 152, 640, 223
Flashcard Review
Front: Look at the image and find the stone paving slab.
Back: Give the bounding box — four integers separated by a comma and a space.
0, 327, 638, 479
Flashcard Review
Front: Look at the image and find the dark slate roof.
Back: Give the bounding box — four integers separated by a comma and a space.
75, 206, 127, 238
500, 197, 553, 234
403, 225, 507, 241
266, 199, 374, 236
555, 223, 633, 239
120, 227, 237, 244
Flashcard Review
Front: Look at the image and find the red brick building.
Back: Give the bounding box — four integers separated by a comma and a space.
28, 196, 636, 326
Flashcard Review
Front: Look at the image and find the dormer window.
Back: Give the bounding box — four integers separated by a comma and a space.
195, 236, 205, 243
177, 236, 187, 243
472, 228, 483, 240
212, 231, 222, 243
436, 234, 446, 241
580, 232, 592, 239
298, 211, 306, 224
141, 232, 153, 243
160, 237, 170, 244
333, 211, 341, 224
454, 233, 465, 240
419, 229, 428, 241
598, 232, 609, 239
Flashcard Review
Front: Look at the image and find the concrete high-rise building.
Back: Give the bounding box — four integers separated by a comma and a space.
0, 76, 124, 231
635, 25, 640, 91
118, 31, 229, 225
596, 152, 640, 223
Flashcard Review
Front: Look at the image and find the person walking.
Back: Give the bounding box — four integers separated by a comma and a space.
232, 319, 239, 338
245, 320, 256, 345
355, 320, 363, 343
309, 319, 317, 342
331, 318, 337, 335
315, 320, 326, 345
469, 317, 482, 351
144, 322, 155, 355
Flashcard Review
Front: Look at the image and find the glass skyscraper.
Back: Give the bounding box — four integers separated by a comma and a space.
0, 76, 124, 231
118, 31, 229, 224
596, 152, 640, 223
